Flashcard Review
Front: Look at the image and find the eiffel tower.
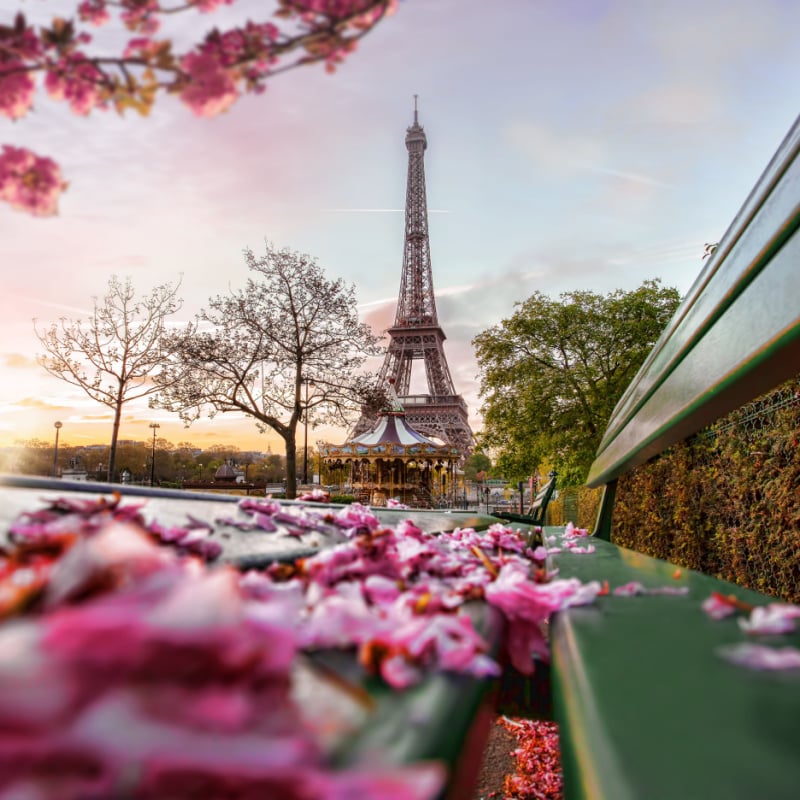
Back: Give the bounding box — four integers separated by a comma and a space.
357, 99, 474, 457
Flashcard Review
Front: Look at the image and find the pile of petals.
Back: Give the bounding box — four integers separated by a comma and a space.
6, 492, 222, 568
498, 716, 563, 800
545, 521, 594, 555
237, 501, 602, 680
0, 495, 602, 798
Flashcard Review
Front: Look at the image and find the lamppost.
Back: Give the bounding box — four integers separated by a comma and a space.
149, 422, 160, 486
52, 421, 62, 477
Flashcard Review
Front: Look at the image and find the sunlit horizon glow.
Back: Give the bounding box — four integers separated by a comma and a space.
2, 0, 800, 458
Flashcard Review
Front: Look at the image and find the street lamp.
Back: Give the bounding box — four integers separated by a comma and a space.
149, 422, 160, 486
52, 421, 63, 477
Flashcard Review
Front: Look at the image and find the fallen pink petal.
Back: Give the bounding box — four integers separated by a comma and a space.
717, 643, 800, 670
738, 603, 800, 635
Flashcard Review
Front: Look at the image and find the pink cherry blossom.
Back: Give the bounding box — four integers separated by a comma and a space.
191, 0, 236, 11
179, 51, 239, 117
325, 762, 444, 800
379, 652, 424, 688
0, 145, 65, 216
0, 64, 35, 119
121, 0, 161, 34
531, 545, 548, 562
298, 487, 332, 502
78, 0, 111, 26
44, 55, 106, 115
386, 498, 410, 509
612, 582, 689, 597
738, 603, 800, 635
701, 592, 743, 620
485, 564, 594, 673
566, 544, 595, 554
717, 643, 800, 670
613, 581, 646, 596
562, 522, 589, 539
560, 580, 603, 608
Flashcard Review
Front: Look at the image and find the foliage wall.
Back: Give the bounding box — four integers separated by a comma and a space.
611, 379, 800, 602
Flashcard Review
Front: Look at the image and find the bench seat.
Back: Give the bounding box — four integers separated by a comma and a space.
546, 526, 800, 800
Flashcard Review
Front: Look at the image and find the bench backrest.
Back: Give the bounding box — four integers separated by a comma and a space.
589, 114, 800, 539
527, 473, 557, 524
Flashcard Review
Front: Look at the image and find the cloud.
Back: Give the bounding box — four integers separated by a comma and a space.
570, 162, 671, 188
506, 121, 669, 189
505, 122, 605, 177
0, 353, 38, 370
11, 397, 74, 411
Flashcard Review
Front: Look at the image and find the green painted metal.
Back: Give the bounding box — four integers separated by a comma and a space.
589, 480, 616, 541
494, 473, 557, 527
587, 115, 800, 488
549, 532, 800, 800
0, 476, 503, 567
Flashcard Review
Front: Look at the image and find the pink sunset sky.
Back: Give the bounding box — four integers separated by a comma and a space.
2, 0, 800, 459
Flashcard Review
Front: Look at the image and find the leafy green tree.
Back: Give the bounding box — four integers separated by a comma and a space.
463, 451, 493, 482
473, 279, 681, 484
7, 439, 52, 476
153, 243, 384, 499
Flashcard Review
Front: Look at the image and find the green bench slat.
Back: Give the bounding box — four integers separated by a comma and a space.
548, 528, 800, 800
588, 116, 800, 487
0, 477, 502, 566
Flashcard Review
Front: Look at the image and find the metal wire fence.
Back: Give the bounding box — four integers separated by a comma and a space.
612, 377, 800, 601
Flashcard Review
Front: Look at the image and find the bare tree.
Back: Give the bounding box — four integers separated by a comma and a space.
153, 243, 386, 498
35, 276, 190, 481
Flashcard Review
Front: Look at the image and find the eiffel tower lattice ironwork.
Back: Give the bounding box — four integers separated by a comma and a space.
357, 99, 474, 457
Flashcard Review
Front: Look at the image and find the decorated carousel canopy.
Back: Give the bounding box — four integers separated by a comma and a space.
320, 412, 460, 459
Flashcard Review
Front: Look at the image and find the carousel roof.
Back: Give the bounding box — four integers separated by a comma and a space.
351, 412, 444, 447
319, 411, 460, 460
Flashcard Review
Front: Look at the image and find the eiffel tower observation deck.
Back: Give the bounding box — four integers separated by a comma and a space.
355, 99, 474, 458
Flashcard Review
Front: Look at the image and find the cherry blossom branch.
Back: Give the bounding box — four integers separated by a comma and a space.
0, 0, 397, 216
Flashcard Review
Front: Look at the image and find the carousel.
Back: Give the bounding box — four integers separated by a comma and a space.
319, 409, 462, 508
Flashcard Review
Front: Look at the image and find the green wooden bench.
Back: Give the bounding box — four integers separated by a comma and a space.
547, 114, 800, 799
0, 473, 526, 798
494, 470, 557, 527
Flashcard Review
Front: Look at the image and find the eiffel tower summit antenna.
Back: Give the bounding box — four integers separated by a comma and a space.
354, 99, 474, 457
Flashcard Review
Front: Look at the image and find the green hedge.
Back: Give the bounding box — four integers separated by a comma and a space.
611, 380, 800, 602
329, 494, 356, 505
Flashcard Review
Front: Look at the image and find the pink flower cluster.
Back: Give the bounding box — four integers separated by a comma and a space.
0, 1, 396, 215
44, 53, 107, 115
0, 65, 34, 119
0, 145, 65, 216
